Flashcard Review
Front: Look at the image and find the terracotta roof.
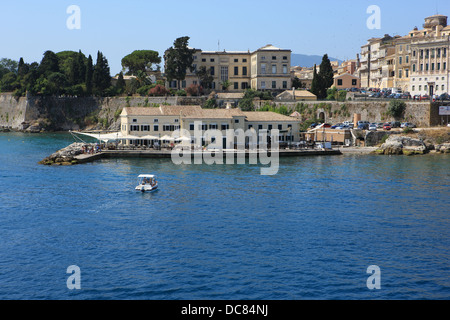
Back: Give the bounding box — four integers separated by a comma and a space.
243, 111, 298, 122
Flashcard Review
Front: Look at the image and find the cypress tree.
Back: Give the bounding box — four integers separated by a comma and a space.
310, 64, 320, 98
318, 54, 334, 93
93, 51, 111, 95
77, 50, 86, 84
116, 71, 126, 94
85, 54, 93, 95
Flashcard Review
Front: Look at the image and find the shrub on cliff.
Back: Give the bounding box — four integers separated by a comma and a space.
148, 84, 169, 96
388, 100, 406, 119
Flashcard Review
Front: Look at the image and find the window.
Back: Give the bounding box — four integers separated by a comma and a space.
272, 65, 277, 74
412, 64, 416, 72
261, 81, 266, 89
234, 59, 238, 62
399, 57, 402, 65
221, 123, 229, 130
243, 59, 247, 62
352, 79, 357, 86
154, 125, 159, 132
437, 63, 441, 70
412, 85, 415, 91
248, 125, 253, 129
444, 62, 447, 70
261, 56, 266, 60
261, 64, 266, 74
175, 119, 179, 123
406, 69, 409, 78
283, 56, 288, 60
442, 85, 445, 91
283, 65, 288, 74
202, 58, 206, 62
426, 63, 429, 71
234, 82, 238, 90
141, 125, 150, 131
424, 85, 428, 91
420, 64, 423, 71
419, 85, 422, 91
210, 58, 215, 62
193, 56, 197, 60
268, 124, 273, 131
241, 82, 248, 90
406, 56, 409, 63
234, 66, 239, 76
242, 66, 247, 76
209, 123, 218, 130
272, 56, 276, 60
220, 66, 228, 81
337, 79, 343, 86
182, 80, 186, 88
398, 70, 402, 78
278, 124, 283, 130
154, 119, 158, 123
132, 119, 137, 123
190, 123, 195, 130
130, 125, 139, 131
282, 81, 287, 89
210, 66, 215, 76
258, 124, 263, 130
432, 63, 435, 71
234, 119, 240, 124
272, 81, 276, 89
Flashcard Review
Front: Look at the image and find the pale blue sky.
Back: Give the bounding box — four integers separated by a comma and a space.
1, 0, 448, 74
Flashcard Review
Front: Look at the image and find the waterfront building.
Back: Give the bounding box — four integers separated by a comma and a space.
166, 44, 292, 93
409, 15, 450, 97
120, 105, 301, 147
356, 14, 450, 95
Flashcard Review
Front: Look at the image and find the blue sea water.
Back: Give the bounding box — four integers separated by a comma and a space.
0, 132, 449, 300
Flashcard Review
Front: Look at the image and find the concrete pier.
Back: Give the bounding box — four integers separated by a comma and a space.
74, 148, 342, 163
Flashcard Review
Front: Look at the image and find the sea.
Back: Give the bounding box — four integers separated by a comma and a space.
0, 132, 449, 300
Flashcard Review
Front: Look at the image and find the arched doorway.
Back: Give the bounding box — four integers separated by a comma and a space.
318, 112, 325, 122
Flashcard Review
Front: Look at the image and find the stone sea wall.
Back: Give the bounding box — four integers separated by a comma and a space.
0, 92, 444, 132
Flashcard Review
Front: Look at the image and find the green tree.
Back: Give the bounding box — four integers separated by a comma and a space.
0, 58, 19, 78
318, 54, 334, 91
164, 36, 196, 90
310, 64, 321, 98
39, 51, 60, 76
92, 51, 111, 95
196, 66, 214, 89
292, 76, 303, 89
116, 71, 126, 94
388, 100, 406, 119
121, 50, 161, 75
85, 55, 94, 95
0, 72, 18, 92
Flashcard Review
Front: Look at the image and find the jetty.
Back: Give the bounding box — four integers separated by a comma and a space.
74, 148, 342, 164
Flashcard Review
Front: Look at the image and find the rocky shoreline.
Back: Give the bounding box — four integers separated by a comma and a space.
38, 142, 98, 166
374, 135, 450, 155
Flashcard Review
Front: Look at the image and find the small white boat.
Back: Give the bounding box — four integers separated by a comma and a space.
135, 174, 159, 193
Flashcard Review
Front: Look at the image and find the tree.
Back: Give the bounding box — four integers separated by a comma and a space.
388, 100, 406, 119
164, 36, 196, 90
310, 64, 320, 98
92, 51, 111, 95
116, 71, 126, 94
121, 50, 161, 75
0, 58, 19, 78
292, 76, 303, 89
148, 84, 170, 96
85, 55, 94, 95
318, 54, 334, 90
39, 51, 59, 76
196, 66, 214, 89
17, 58, 27, 77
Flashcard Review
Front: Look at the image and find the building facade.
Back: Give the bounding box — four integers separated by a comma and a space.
120, 105, 301, 147
166, 44, 292, 93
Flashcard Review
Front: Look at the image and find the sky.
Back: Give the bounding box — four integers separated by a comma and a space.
1, 0, 449, 75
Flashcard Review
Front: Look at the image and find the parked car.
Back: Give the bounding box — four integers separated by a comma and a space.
383, 123, 392, 130
358, 123, 369, 130
369, 123, 378, 131
377, 122, 384, 128
420, 95, 430, 101
401, 93, 411, 99
391, 121, 401, 128
438, 93, 449, 101
402, 122, 416, 128
331, 123, 343, 129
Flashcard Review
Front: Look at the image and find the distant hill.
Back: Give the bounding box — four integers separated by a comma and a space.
291, 54, 343, 67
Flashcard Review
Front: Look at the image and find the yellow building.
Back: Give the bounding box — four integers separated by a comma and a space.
166, 44, 292, 93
